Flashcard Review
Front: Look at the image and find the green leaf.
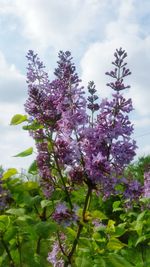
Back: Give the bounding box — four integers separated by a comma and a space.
35, 222, 57, 238
10, 114, 27, 125
4, 226, 18, 242
94, 257, 106, 267
137, 210, 147, 221
2, 168, 18, 180
30, 195, 42, 206
0, 215, 10, 231
113, 201, 123, 212
135, 221, 143, 236
107, 254, 133, 267
14, 147, 33, 157
6, 208, 25, 216
78, 237, 92, 248
66, 227, 76, 238
28, 160, 37, 174
135, 234, 150, 246
106, 220, 115, 233
114, 223, 126, 237
41, 200, 52, 209
17, 215, 33, 221
22, 121, 43, 131
92, 210, 108, 220
23, 181, 39, 191
75, 256, 93, 267
92, 232, 105, 242
107, 237, 126, 250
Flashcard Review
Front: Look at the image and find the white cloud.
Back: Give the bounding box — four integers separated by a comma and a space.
1, 0, 110, 53
0, 126, 35, 170
0, 0, 150, 167
81, 0, 150, 116
0, 51, 26, 102
0, 103, 35, 169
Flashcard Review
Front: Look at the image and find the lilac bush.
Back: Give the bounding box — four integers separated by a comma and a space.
23, 48, 142, 265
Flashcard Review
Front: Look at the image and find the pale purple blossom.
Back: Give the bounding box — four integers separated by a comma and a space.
47, 241, 64, 267
143, 169, 150, 198
52, 202, 78, 225
25, 48, 141, 202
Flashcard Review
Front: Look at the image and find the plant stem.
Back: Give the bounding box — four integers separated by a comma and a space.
36, 236, 42, 254
1, 235, 15, 267
36, 207, 47, 255
65, 186, 92, 266
49, 138, 73, 210
54, 152, 73, 210
17, 234, 22, 267
57, 231, 68, 257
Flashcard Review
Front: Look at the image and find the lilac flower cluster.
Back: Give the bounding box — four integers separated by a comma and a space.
47, 241, 64, 267
143, 168, 150, 198
80, 49, 137, 195
25, 47, 139, 204
87, 81, 99, 113
25, 51, 87, 194
52, 202, 77, 226
120, 177, 142, 201
106, 47, 131, 91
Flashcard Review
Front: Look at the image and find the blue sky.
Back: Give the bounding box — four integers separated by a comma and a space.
0, 0, 150, 169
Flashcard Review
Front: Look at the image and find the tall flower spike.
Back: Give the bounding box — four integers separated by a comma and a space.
87, 81, 99, 112
81, 48, 137, 199
54, 51, 80, 84
87, 81, 99, 128
106, 47, 131, 91
53, 50, 88, 135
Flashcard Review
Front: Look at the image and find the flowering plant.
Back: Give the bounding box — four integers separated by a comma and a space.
0, 48, 150, 267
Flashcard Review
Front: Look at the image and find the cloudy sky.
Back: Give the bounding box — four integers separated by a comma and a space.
0, 0, 150, 169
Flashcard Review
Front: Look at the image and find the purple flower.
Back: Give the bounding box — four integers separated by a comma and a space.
47, 241, 64, 267
143, 169, 150, 198
121, 178, 142, 201
106, 48, 131, 91
24, 48, 139, 201
92, 219, 106, 230
52, 202, 78, 226
69, 166, 84, 185
87, 81, 99, 113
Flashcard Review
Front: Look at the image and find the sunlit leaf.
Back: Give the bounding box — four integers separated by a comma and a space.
10, 114, 27, 125
113, 201, 123, 212
14, 147, 33, 157
106, 220, 115, 233
23, 181, 39, 190
2, 168, 18, 180
107, 237, 126, 250
6, 208, 25, 216
92, 210, 108, 220
28, 160, 37, 174
41, 200, 52, 209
